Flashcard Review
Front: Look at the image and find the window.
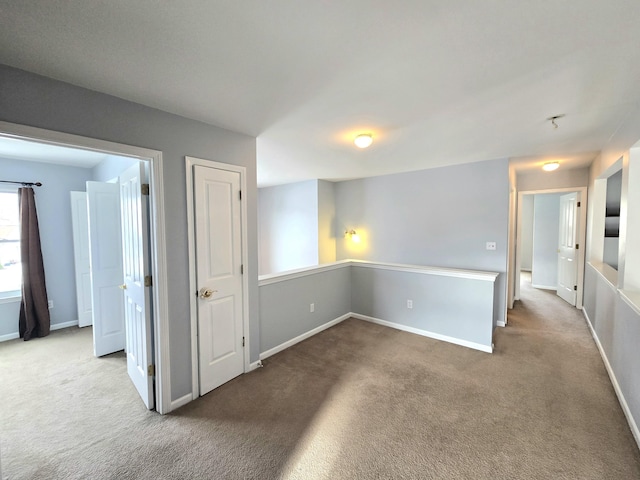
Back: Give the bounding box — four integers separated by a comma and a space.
0, 190, 21, 299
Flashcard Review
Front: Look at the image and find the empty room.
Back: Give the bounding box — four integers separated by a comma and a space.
1, 2, 640, 479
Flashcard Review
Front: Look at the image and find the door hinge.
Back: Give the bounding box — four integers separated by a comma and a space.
575, 244, 579, 250
147, 364, 155, 376
141, 183, 150, 196
242, 336, 245, 347
144, 275, 153, 287
577, 201, 581, 207
239, 190, 242, 200
240, 264, 244, 275
574, 285, 578, 291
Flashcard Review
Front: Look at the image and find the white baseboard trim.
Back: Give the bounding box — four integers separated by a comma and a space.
582, 307, 640, 451
497, 321, 506, 327
351, 313, 493, 353
0, 332, 19, 343
169, 392, 193, 412
51, 320, 79, 331
260, 313, 352, 360
248, 360, 263, 371
0, 320, 79, 343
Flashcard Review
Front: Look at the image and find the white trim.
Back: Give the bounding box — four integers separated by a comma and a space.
259, 259, 499, 286
619, 290, 640, 317
169, 393, 193, 412
350, 260, 499, 281
259, 260, 351, 286
530, 284, 557, 291
50, 320, 79, 331
249, 360, 264, 371
587, 261, 618, 291
0, 294, 20, 305
185, 156, 251, 402
351, 313, 493, 353
259, 313, 351, 360
497, 321, 506, 327
0, 121, 171, 415
582, 307, 640, 450
0, 332, 19, 343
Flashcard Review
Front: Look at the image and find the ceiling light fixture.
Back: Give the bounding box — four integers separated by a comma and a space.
547, 114, 565, 129
354, 134, 373, 149
345, 229, 361, 243
542, 161, 560, 172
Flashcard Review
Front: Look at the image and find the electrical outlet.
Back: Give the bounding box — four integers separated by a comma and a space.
48, 300, 54, 309
310, 303, 315, 313
486, 241, 497, 251
407, 299, 413, 309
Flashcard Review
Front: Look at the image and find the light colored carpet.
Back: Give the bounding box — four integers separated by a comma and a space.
1, 275, 639, 479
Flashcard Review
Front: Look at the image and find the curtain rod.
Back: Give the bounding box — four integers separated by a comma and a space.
0, 180, 43, 187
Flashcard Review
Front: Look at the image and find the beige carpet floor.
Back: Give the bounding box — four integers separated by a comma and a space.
1, 275, 639, 479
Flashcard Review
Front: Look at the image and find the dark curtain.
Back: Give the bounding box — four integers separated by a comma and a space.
18, 187, 50, 340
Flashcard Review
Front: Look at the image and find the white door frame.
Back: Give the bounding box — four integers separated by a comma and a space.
185, 156, 251, 400
0, 121, 172, 414
514, 187, 588, 309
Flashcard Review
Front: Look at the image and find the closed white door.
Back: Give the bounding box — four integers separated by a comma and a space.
70, 191, 92, 327
557, 192, 578, 305
193, 165, 245, 395
120, 163, 154, 409
87, 181, 125, 357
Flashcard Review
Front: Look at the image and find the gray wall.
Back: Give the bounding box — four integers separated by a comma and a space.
517, 167, 590, 192
317, 179, 336, 265
334, 158, 510, 326
351, 267, 495, 348
258, 180, 318, 275
259, 266, 351, 353
0, 157, 93, 337
531, 193, 561, 288
520, 195, 534, 271
0, 64, 258, 403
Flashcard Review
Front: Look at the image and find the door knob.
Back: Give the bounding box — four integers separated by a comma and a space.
199, 287, 217, 299
119, 284, 127, 290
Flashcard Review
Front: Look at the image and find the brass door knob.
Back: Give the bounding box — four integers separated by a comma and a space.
199, 287, 217, 299
119, 284, 127, 290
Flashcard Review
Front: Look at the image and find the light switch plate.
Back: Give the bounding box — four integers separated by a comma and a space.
486, 242, 497, 251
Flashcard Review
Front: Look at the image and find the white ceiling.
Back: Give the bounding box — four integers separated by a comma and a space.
1, 1, 639, 185
0, 136, 109, 168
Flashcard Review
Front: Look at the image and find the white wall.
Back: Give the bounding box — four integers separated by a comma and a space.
517, 167, 590, 191
531, 193, 562, 288
334, 158, 510, 326
520, 195, 534, 271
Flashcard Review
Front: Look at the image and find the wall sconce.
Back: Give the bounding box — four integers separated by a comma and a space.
345, 229, 361, 243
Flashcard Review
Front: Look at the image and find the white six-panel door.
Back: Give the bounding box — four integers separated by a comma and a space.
70, 191, 93, 327
87, 181, 125, 357
193, 164, 245, 395
557, 192, 578, 306
120, 163, 154, 409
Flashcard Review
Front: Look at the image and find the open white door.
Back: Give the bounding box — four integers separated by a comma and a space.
87, 181, 125, 357
193, 164, 245, 395
557, 192, 578, 305
120, 163, 154, 409
70, 191, 93, 327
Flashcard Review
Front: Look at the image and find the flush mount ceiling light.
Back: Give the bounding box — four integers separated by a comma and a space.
354, 134, 373, 149
542, 161, 560, 172
345, 229, 361, 243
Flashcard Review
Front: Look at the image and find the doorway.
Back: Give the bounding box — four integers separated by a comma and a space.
514, 187, 588, 309
0, 121, 170, 413
185, 156, 251, 399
